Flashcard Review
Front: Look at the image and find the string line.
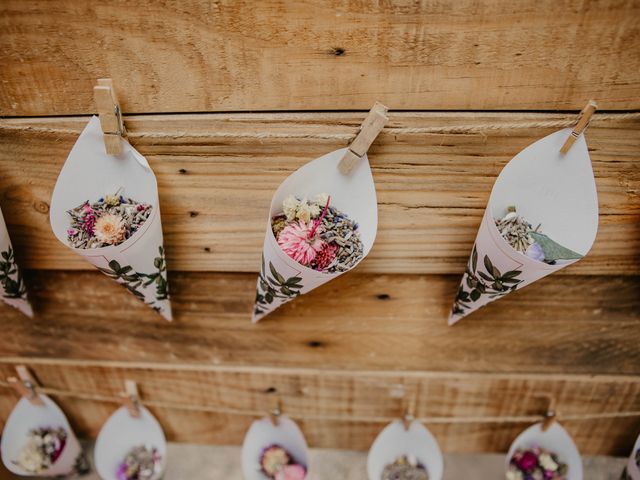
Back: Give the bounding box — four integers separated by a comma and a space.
2, 383, 639, 425
0, 112, 638, 140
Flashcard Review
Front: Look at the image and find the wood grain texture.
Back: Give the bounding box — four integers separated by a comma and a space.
0, 362, 638, 454
0, 270, 638, 374
1, 0, 640, 115
1, 112, 638, 275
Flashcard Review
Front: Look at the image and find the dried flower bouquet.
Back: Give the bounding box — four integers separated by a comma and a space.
507, 446, 568, 480
14, 427, 67, 474
272, 194, 364, 273
381, 454, 429, 480
260, 444, 306, 480
66, 189, 152, 249
117, 445, 162, 480
495, 207, 582, 264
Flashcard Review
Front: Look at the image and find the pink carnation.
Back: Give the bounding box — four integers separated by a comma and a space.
277, 221, 325, 266
275, 464, 306, 480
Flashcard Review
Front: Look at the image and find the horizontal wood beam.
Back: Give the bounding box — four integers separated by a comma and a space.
0, 362, 638, 454
1, 270, 638, 375
1, 112, 638, 275
1, 0, 639, 114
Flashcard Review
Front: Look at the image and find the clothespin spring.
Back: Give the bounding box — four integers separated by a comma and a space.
7, 365, 44, 406
560, 100, 597, 154
541, 396, 557, 432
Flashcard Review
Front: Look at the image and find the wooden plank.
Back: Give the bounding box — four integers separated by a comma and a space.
1, 112, 639, 275
1, 0, 639, 115
0, 363, 638, 454
0, 270, 638, 374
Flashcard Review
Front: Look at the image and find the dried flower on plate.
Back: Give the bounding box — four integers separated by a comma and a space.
66, 189, 152, 249
116, 445, 162, 480
259, 444, 306, 479
495, 207, 582, 264
14, 426, 67, 473
381, 455, 429, 480
272, 194, 363, 273
506, 446, 567, 480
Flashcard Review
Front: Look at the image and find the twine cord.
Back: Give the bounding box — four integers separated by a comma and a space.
0, 112, 638, 140
2, 382, 638, 425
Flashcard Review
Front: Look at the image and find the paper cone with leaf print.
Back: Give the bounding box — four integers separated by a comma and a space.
252, 147, 378, 322
50, 116, 172, 320
241, 415, 310, 480
95, 405, 167, 480
0, 207, 33, 317
623, 433, 640, 480
367, 420, 443, 480
506, 422, 582, 480
1, 395, 88, 476
449, 128, 599, 325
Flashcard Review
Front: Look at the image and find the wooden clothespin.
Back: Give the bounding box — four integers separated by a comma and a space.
560, 100, 597, 154
7, 365, 44, 406
541, 396, 557, 432
120, 379, 141, 418
94, 78, 126, 155
402, 389, 417, 430
269, 397, 281, 426
338, 102, 389, 175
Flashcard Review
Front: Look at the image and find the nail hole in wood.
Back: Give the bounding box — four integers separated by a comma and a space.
265, 386, 277, 394
307, 341, 323, 348
179, 168, 187, 174
190, 211, 199, 217
377, 294, 390, 300
204, 247, 211, 252
331, 47, 346, 56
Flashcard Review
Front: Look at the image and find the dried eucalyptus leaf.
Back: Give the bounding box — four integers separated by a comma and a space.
530, 232, 583, 261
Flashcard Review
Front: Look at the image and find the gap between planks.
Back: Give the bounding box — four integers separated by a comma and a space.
1, 358, 639, 383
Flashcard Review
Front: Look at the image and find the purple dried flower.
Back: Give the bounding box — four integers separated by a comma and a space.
526, 242, 545, 262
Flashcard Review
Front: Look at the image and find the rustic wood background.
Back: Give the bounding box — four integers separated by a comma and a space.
1, 0, 639, 458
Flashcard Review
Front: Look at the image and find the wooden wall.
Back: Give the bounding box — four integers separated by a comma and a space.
1, 0, 640, 457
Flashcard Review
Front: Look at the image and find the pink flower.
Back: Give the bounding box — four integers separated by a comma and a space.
517, 450, 539, 471
275, 464, 306, 480
82, 212, 96, 237
312, 243, 337, 271
277, 221, 326, 266
67, 228, 78, 236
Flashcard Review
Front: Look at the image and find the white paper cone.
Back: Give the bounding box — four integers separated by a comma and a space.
506, 422, 583, 480
241, 415, 310, 480
367, 420, 443, 480
449, 129, 598, 324
50, 116, 172, 320
94, 405, 167, 480
252, 147, 378, 321
0, 207, 33, 317
1, 395, 85, 476
624, 433, 640, 480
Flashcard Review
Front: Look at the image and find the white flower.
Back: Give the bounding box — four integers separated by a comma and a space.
94, 213, 127, 245
314, 192, 329, 206
296, 202, 311, 223
406, 454, 418, 467
506, 470, 523, 480
282, 195, 300, 222
17, 438, 47, 473
308, 201, 322, 218
538, 453, 558, 471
